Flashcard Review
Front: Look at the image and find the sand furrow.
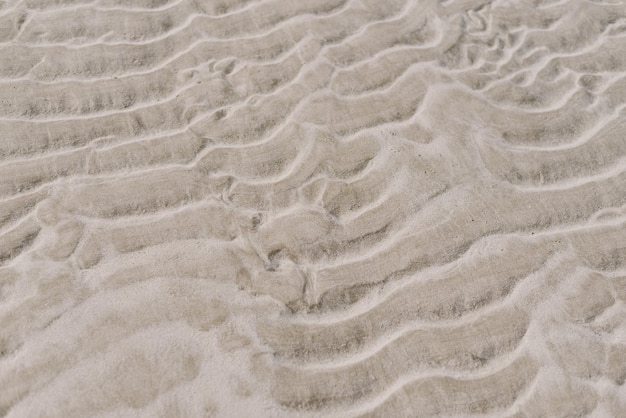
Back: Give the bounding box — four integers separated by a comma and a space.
356, 355, 539, 417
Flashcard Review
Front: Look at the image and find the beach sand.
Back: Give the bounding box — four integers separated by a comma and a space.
1, 0, 625, 416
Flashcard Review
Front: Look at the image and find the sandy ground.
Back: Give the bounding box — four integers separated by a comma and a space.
1, 0, 626, 416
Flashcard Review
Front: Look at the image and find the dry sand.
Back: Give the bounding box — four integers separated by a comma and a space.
1, 0, 626, 416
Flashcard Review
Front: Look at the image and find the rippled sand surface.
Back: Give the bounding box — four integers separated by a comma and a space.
1, 0, 626, 416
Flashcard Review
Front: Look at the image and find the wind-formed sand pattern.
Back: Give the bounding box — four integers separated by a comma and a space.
1, 0, 625, 416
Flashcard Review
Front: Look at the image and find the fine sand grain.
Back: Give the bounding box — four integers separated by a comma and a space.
1, 0, 626, 417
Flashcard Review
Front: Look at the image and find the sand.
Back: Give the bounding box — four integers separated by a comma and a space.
1, 0, 625, 416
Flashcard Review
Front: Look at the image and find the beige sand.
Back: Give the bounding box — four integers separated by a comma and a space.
1, 0, 626, 416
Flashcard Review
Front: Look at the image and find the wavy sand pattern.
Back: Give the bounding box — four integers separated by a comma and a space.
1, 0, 626, 416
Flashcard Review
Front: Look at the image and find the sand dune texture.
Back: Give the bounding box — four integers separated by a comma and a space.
1, 0, 626, 416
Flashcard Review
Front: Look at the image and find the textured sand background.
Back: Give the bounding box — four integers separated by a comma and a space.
1, 0, 626, 416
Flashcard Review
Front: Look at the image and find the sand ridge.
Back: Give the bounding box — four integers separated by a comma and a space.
0, 0, 626, 416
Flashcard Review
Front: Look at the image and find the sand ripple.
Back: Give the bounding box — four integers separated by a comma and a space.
1, 0, 625, 416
